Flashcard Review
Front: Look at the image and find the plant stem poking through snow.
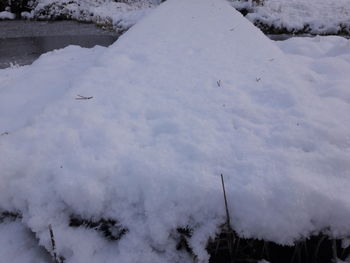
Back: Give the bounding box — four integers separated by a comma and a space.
49, 224, 62, 263
217, 80, 222, 88
220, 174, 231, 231
210, 174, 238, 262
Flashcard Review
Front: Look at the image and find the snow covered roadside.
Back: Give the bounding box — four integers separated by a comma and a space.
0, 0, 350, 262
0, 10, 15, 19
231, 0, 350, 35
23, 0, 159, 32
4, 0, 350, 35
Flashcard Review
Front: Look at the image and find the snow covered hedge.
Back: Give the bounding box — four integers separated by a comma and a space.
1, 0, 349, 34
0, 0, 160, 30
31, 0, 160, 31
230, 0, 350, 35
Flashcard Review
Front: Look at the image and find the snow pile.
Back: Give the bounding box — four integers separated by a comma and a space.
0, 10, 15, 19
1, 0, 350, 262
231, 0, 350, 34
29, 0, 160, 31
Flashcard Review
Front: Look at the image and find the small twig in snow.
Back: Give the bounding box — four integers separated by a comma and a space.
1, 132, 9, 136
49, 224, 60, 263
217, 80, 222, 87
221, 174, 231, 230
75, 95, 93, 100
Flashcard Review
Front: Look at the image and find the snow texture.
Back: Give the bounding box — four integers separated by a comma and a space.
0, 220, 51, 263
231, 0, 350, 34
0, 0, 350, 262
29, 0, 159, 31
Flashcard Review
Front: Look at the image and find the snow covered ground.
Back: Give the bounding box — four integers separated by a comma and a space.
2, 0, 159, 32
0, 219, 51, 263
1, 1, 157, 31
33, 0, 159, 31
2, 0, 349, 34
231, 0, 350, 34
0, 0, 350, 262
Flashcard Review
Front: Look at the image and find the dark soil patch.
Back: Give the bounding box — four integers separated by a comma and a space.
206, 228, 350, 263
1, 211, 350, 262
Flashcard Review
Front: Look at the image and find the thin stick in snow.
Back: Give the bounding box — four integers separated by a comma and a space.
221, 174, 231, 230
49, 224, 59, 263
75, 94, 93, 100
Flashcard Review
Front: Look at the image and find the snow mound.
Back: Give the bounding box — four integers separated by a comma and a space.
1, 0, 350, 262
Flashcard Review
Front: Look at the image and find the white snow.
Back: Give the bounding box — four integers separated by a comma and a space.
0, 11, 15, 20
231, 0, 350, 34
0, 0, 350, 262
21, 11, 34, 19
0, 221, 51, 263
31, 0, 159, 31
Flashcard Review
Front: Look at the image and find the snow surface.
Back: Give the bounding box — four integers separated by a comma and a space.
29, 0, 159, 31
1, 0, 350, 262
231, 0, 350, 34
0, 11, 15, 20
0, 221, 51, 263
5, 0, 350, 34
